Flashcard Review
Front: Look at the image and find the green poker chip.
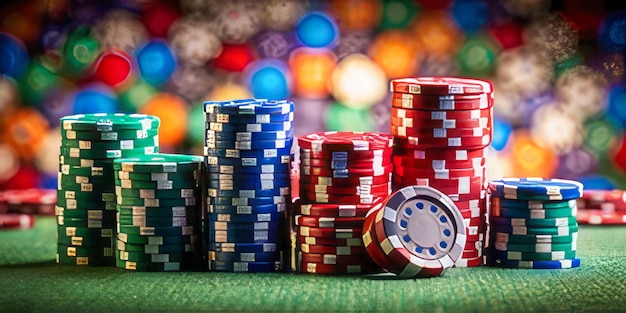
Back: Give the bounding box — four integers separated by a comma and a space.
112, 154, 203, 173
59, 146, 159, 159
115, 186, 198, 199
62, 128, 159, 142
61, 113, 160, 131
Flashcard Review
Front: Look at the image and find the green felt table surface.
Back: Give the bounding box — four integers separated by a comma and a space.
0, 216, 625, 313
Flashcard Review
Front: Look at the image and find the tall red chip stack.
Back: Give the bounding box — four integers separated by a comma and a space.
389, 77, 494, 267
294, 131, 393, 274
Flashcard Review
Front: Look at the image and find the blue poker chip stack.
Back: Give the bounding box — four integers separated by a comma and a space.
203, 99, 294, 272
486, 177, 583, 269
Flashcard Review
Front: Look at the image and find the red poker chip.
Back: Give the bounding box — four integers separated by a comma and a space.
454, 256, 484, 267
0, 213, 35, 229
454, 198, 486, 211
297, 225, 362, 239
300, 148, 393, 161
392, 175, 483, 188
301, 157, 392, 169
0, 188, 57, 215
394, 165, 485, 179
362, 206, 394, 270
300, 163, 394, 177
296, 202, 383, 218
297, 235, 364, 246
300, 191, 390, 205
458, 207, 482, 219
297, 132, 393, 152
576, 209, 626, 225
391, 116, 492, 130
300, 182, 390, 196
445, 191, 487, 202
299, 252, 366, 265
393, 147, 486, 161
394, 178, 485, 197
390, 77, 493, 96
391, 125, 491, 139
299, 172, 392, 188
394, 135, 492, 149
391, 92, 493, 110
299, 260, 377, 274
461, 248, 483, 259
578, 189, 626, 211
296, 215, 365, 228
464, 216, 484, 228
391, 107, 492, 120
300, 243, 366, 255
393, 155, 486, 169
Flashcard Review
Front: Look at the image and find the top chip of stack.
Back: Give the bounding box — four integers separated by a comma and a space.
204, 99, 294, 273
56, 113, 160, 267
113, 154, 203, 272
487, 177, 582, 269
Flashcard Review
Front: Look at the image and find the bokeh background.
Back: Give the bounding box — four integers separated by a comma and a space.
0, 0, 624, 191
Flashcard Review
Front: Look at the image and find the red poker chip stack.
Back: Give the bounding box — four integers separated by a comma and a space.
389, 77, 495, 267
0, 189, 56, 216
294, 131, 394, 274
576, 189, 626, 225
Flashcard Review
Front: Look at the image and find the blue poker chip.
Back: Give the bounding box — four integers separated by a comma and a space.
208, 219, 279, 231
207, 176, 291, 190
207, 195, 291, 206
208, 204, 286, 215
205, 154, 292, 167
207, 187, 291, 198
210, 251, 279, 263
204, 146, 293, 159
204, 99, 295, 115
205, 111, 294, 124
488, 178, 584, 201
208, 242, 278, 253
207, 120, 293, 133
206, 129, 294, 141
206, 162, 291, 174
205, 138, 293, 150
209, 260, 281, 272
487, 257, 581, 269
207, 212, 282, 223
208, 228, 280, 243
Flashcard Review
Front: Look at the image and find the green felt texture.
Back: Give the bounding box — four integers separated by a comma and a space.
1, 217, 625, 312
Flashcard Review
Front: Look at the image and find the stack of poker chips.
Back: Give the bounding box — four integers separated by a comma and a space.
295, 131, 393, 275
389, 77, 494, 267
204, 99, 294, 273
0, 189, 56, 216
113, 154, 203, 272
361, 185, 466, 278
56, 113, 160, 266
486, 178, 582, 269
576, 189, 626, 225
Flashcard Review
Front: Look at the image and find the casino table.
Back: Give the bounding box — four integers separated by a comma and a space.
1, 216, 625, 312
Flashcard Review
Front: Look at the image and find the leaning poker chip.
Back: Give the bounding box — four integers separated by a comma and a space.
296, 202, 382, 218
0, 213, 35, 229
492, 197, 577, 210
393, 134, 492, 149
491, 224, 578, 236
60, 146, 159, 159
490, 232, 577, 245
117, 232, 197, 245
299, 173, 392, 188
209, 251, 278, 263
205, 138, 293, 150
209, 242, 278, 253
362, 207, 395, 270
300, 182, 390, 196
372, 185, 466, 277
300, 243, 365, 255
209, 260, 281, 272
297, 236, 363, 246
298, 131, 393, 152
390, 77, 493, 96
491, 206, 576, 220
207, 120, 293, 133
113, 154, 203, 173
391, 125, 491, 139
576, 210, 626, 225
62, 128, 159, 142
300, 148, 393, 161
491, 241, 576, 253
491, 216, 577, 228
390, 92, 492, 110
487, 258, 581, 269
61, 113, 160, 131
489, 249, 577, 261
299, 261, 375, 275
60, 136, 159, 150
488, 178, 584, 201
206, 129, 294, 142
295, 215, 365, 228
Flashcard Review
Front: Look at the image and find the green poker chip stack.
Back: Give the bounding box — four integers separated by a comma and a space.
113, 154, 204, 272
56, 113, 160, 266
